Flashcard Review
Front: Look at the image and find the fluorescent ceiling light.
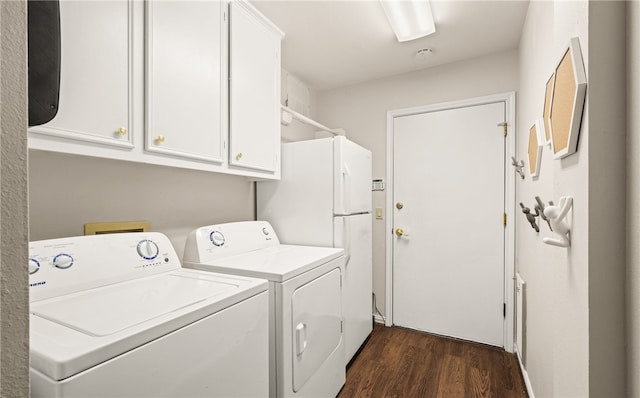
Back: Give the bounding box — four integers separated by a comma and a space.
380, 0, 436, 42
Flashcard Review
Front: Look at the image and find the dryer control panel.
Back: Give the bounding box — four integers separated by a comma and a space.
183, 221, 280, 263
29, 232, 181, 303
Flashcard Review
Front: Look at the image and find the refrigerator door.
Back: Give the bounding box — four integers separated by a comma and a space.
334, 213, 373, 365
334, 137, 372, 216
257, 138, 334, 247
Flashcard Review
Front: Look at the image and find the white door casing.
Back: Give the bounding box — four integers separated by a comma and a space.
385, 93, 516, 351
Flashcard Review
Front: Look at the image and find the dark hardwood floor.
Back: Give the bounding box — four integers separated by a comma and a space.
338, 323, 528, 398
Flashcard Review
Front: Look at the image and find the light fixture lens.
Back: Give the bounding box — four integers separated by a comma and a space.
380, 0, 436, 42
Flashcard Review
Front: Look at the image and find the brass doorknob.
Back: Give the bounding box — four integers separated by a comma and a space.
396, 202, 404, 210
395, 228, 404, 237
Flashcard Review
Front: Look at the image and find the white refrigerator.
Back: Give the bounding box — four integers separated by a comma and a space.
257, 136, 373, 366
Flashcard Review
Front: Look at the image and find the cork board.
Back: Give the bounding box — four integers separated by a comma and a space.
528, 120, 543, 177
542, 74, 554, 145
549, 37, 587, 159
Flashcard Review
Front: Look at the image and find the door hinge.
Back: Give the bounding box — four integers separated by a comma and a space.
503, 213, 507, 227
498, 122, 507, 137
503, 303, 506, 318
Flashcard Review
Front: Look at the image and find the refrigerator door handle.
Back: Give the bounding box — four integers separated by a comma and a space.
340, 162, 351, 215
342, 217, 352, 267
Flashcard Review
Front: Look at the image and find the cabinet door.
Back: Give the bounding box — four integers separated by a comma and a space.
145, 0, 226, 163
229, 1, 282, 173
29, 1, 133, 148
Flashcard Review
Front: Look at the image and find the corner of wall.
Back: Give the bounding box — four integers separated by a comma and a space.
627, 2, 640, 396
587, 1, 627, 396
0, 0, 30, 396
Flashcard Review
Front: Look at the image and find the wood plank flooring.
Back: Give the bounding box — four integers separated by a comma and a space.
338, 323, 528, 398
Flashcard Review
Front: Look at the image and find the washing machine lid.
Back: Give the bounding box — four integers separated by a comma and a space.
186, 244, 344, 282
30, 269, 267, 381
33, 272, 234, 336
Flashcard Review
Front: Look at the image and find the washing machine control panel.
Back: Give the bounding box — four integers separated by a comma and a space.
209, 231, 225, 247
29, 258, 40, 275
28, 232, 181, 302
52, 253, 74, 269
137, 239, 160, 260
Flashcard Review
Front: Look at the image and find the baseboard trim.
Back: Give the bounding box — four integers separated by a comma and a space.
515, 347, 535, 398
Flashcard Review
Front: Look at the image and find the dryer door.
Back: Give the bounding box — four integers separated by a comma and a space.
291, 267, 342, 392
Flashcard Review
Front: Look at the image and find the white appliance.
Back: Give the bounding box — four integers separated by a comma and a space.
257, 136, 373, 365
29, 232, 269, 398
183, 221, 346, 398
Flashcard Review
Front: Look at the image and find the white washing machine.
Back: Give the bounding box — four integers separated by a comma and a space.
29, 232, 269, 398
183, 221, 346, 398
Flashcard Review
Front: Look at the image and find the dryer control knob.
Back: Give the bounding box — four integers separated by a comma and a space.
52, 253, 74, 269
28, 258, 40, 274
137, 239, 159, 260
210, 231, 225, 247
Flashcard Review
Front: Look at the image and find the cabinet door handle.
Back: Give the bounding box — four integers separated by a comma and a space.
235, 152, 243, 160
117, 127, 127, 136
155, 135, 165, 144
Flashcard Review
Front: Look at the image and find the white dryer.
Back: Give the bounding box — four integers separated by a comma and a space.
29, 232, 269, 398
183, 221, 346, 398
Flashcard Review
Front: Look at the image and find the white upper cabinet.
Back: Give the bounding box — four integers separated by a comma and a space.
145, 0, 226, 164
28, 0, 283, 180
229, 1, 284, 175
29, 0, 133, 148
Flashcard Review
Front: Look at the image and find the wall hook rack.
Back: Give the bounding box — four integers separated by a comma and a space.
511, 156, 525, 180
535, 196, 553, 231
519, 202, 540, 232
542, 196, 573, 248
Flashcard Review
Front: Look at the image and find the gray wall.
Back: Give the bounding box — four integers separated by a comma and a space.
519, 2, 626, 395
628, 1, 640, 396
517, 2, 590, 395
587, 2, 626, 395
29, 151, 256, 260
0, 0, 29, 396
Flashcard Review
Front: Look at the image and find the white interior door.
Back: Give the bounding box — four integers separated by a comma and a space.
392, 101, 505, 347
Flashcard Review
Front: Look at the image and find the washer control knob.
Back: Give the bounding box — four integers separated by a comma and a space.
29, 258, 40, 275
137, 239, 159, 260
52, 253, 74, 269
262, 228, 269, 236
210, 230, 225, 247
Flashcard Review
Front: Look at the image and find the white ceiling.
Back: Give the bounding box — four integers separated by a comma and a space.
251, 0, 530, 92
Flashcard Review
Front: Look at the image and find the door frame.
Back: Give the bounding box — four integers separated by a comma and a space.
384, 92, 516, 352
